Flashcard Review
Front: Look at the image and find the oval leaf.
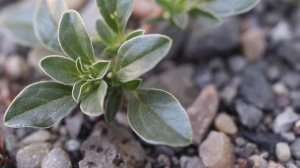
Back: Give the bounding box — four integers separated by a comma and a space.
0, 0, 40, 46
96, 18, 118, 46
80, 81, 107, 116
58, 10, 95, 65
204, 0, 261, 17
128, 89, 192, 146
34, 0, 67, 51
105, 87, 123, 122
4, 82, 77, 128
116, 35, 172, 82
40, 55, 81, 85
97, 0, 133, 32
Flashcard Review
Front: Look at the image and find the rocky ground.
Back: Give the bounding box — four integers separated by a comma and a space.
1, 0, 300, 168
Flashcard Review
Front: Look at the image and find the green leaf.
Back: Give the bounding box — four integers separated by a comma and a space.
156, 0, 183, 13
128, 89, 192, 146
189, 8, 221, 26
4, 82, 77, 128
116, 35, 172, 82
34, 0, 67, 52
172, 12, 189, 29
80, 81, 107, 116
126, 29, 145, 41
96, 18, 118, 46
105, 87, 123, 122
58, 10, 95, 65
40, 56, 81, 85
91, 60, 110, 80
204, 0, 261, 17
72, 80, 93, 102
0, 0, 40, 46
121, 79, 142, 90
97, 0, 133, 32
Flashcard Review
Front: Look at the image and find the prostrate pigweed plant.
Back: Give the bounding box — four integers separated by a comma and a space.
155, 0, 261, 29
3, 0, 193, 146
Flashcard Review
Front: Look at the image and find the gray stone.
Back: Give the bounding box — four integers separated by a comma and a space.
277, 40, 300, 70
5, 55, 30, 80
276, 142, 291, 162
80, 123, 145, 168
228, 56, 246, 73
184, 18, 240, 60
180, 156, 205, 168
21, 130, 53, 145
143, 65, 197, 107
65, 139, 80, 152
291, 138, 300, 159
16, 143, 52, 168
273, 107, 300, 134
240, 66, 275, 110
65, 113, 83, 138
157, 154, 171, 167
235, 100, 263, 129
248, 155, 268, 168
42, 148, 72, 168
28, 48, 54, 75
270, 21, 292, 43
187, 85, 219, 144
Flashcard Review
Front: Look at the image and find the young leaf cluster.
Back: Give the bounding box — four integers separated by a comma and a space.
155, 0, 261, 29
3, 0, 193, 146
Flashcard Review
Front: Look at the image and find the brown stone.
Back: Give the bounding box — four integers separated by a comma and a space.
187, 85, 219, 144
241, 28, 266, 62
199, 131, 234, 168
214, 113, 237, 135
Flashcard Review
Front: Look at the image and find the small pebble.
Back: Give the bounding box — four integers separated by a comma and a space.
157, 154, 171, 167
276, 142, 291, 162
290, 138, 300, 159
65, 139, 80, 152
5, 55, 30, 80
41, 147, 72, 168
214, 113, 237, 135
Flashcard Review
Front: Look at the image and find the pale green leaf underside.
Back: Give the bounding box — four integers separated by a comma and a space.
80, 81, 107, 116
205, 0, 261, 17
4, 82, 77, 128
0, 0, 39, 46
128, 89, 192, 146
40, 55, 80, 85
116, 35, 172, 82
59, 10, 95, 65
34, 0, 67, 51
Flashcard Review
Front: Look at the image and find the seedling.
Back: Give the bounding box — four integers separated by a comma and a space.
3, 0, 193, 146
2, 0, 261, 146
155, 0, 261, 29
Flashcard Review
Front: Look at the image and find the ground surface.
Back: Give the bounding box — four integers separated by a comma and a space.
1, 0, 300, 168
